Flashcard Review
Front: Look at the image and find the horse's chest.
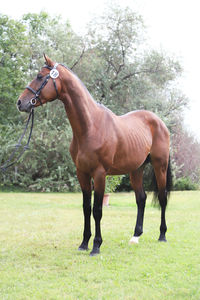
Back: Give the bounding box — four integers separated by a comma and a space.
74, 143, 114, 174
74, 148, 98, 173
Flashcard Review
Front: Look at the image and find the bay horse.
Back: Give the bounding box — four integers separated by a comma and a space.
17, 55, 172, 256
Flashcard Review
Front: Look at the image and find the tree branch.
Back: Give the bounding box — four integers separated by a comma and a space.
110, 67, 160, 90
70, 47, 85, 70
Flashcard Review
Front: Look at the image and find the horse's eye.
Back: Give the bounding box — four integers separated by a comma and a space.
37, 74, 43, 80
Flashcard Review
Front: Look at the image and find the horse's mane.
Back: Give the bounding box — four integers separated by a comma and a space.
59, 63, 113, 114
60, 63, 94, 99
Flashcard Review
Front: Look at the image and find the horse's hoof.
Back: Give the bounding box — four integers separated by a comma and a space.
129, 236, 139, 244
90, 248, 100, 256
158, 238, 167, 242
78, 242, 89, 251
78, 247, 89, 251
158, 236, 167, 242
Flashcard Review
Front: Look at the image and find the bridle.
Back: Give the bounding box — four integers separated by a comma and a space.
26, 63, 60, 107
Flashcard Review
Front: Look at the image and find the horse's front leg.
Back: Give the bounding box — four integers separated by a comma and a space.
90, 168, 106, 256
129, 169, 146, 244
77, 171, 92, 251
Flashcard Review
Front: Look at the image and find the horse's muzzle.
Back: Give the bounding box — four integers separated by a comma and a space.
17, 99, 32, 113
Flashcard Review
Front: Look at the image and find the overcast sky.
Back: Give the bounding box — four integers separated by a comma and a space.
1, 0, 200, 139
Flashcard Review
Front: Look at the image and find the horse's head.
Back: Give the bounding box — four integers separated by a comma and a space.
17, 55, 61, 113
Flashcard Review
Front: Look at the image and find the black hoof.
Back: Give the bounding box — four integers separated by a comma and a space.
90, 247, 100, 256
78, 247, 89, 251
78, 242, 89, 251
158, 236, 167, 242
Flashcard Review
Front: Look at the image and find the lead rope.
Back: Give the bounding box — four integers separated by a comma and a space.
0, 109, 34, 172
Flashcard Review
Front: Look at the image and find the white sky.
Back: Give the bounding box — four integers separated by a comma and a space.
1, 0, 200, 139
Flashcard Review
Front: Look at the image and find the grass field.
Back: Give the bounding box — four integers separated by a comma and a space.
0, 191, 200, 300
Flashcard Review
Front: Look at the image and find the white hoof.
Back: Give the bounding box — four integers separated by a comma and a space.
129, 236, 139, 244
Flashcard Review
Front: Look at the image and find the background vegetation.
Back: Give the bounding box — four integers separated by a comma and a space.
0, 5, 200, 191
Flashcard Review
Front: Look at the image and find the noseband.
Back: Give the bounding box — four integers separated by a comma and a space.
26, 63, 59, 107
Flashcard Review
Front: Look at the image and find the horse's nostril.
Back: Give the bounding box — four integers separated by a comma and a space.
17, 99, 21, 106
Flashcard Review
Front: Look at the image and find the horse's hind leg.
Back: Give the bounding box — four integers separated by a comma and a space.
151, 157, 169, 242
129, 167, 147, 244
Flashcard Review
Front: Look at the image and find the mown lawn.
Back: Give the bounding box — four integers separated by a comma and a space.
0, 191, 199, 299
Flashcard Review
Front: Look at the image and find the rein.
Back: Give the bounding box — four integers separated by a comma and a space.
0, 109, 34, 172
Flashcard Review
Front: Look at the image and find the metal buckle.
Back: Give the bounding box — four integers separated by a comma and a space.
30, 98, 37, 106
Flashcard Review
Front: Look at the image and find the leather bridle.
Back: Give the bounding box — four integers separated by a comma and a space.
26, 63, 60, 107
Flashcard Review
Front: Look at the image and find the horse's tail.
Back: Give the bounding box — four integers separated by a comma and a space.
152, 156, 173, 206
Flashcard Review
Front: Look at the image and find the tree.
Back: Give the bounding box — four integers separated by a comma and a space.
22, 12, 85, 77
0, 13, 81, 191
172, 125, 200, 183
74, 5, 186, 136
0, 14, 29, 123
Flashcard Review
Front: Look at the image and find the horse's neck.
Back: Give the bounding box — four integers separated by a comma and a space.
60, 69, 99, 138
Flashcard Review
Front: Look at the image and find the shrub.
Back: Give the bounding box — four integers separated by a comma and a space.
173, 177, 198, 191
105, 175, 124, 193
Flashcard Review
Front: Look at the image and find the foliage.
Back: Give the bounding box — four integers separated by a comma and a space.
21, 12, 85, 76
105, 175, 124, 193
0, 102, 79, 192
171, 125, 200, 184
116, 174, 132, 192
173, 177, 198, 191
0, 14, 29, 123
77, 6, 185, 128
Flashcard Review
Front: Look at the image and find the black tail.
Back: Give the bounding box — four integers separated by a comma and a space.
166, 156, 173, 197
151, 156, 173, 207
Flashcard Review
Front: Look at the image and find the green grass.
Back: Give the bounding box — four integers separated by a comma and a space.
0, 191, 200, 299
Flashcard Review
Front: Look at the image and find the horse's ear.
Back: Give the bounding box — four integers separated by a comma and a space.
43, 54, 54, 67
